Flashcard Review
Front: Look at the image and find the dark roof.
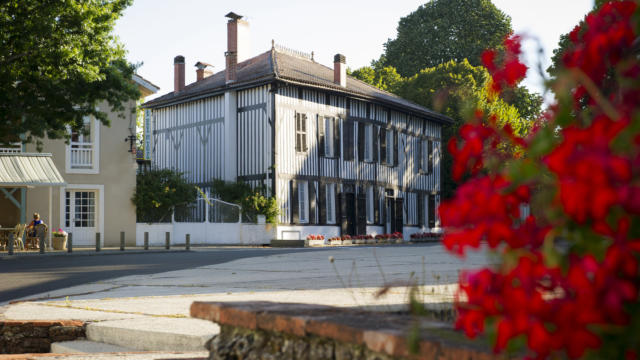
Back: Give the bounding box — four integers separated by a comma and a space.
143, 48, 452, 124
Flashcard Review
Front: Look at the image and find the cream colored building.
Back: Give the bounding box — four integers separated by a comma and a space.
0, 75, 158, 247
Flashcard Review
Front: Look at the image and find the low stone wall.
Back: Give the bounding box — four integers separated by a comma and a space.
0, 320, 85, 354
191, 301, 506, 360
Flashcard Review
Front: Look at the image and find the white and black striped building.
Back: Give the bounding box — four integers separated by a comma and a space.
142, 12, 452, 241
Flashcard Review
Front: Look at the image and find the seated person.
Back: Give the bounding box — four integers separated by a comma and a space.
28, 213, 43, 237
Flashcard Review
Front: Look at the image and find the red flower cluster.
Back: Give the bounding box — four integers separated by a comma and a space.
306, 234, 325, 241
441, 2, 640, 358
410, 231, 442, 239
482, 34, 528, 95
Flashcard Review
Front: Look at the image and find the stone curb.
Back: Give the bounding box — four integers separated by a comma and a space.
191, 301, 504, 360
0, 249, 189, 260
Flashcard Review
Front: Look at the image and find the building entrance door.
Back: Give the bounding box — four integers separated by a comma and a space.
65, 190, 98, 246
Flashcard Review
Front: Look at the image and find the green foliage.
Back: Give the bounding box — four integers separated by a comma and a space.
211, 180, 279, 225
0, 0, 140, 146
132, 169, 197, 223
396, 60, 531, 198
349, 65, 403, 93
382, 0, 512, 77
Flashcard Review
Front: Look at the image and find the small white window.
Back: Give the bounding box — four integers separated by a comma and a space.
366, 186, 374, 224
298, 181, 308, 223
326, 183, 336, 224
325, 117, 334, 157
386, 130, 394, 165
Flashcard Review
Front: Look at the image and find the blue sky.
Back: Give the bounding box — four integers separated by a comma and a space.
115, 0, 593, 101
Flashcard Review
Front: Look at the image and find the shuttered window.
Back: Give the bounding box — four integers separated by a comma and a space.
326, 183, 336, 224
295, 113, 308, 153
298, 181, 309, 223
364, 124, 373, 162
386, 130, 394, 165
325, 117, 334, 157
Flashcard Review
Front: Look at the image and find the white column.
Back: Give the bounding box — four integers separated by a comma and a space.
48, 186, 52, 249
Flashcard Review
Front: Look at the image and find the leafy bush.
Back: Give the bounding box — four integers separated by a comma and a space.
211, 179, 279, 225
132, 169, 197, 223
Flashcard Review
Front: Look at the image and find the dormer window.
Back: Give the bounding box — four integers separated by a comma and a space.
66, 116, 100, 174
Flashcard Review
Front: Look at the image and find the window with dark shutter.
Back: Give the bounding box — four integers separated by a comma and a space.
428, 194, 436, 228
318, 115, 325, 157
417, 138, 423, 173
318, 183, 326, 224
380, 128, 387, 165
373, 126, 379, 163
343, 120, 355, 161
418, 194, 424, 227
393, 131, 398, 166
428, 140, 434, 174
334, 118, 341, 158
357, 122, 365, 162
295, 113, 308, 153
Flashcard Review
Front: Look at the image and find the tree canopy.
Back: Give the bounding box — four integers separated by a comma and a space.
0, 0, 140, 146
382, 0, 512, 77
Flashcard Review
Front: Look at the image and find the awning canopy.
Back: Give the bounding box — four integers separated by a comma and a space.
0, 153, 66, 187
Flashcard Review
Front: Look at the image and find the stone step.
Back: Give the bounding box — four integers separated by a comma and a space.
0, 351, 209, 359
51, 339, 135, 353
85, 317, 219, 352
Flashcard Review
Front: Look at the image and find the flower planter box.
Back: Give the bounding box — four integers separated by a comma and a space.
52, 235, 67, 250
366, 238, 377, 244
307, 239, 326, 247
330, 239, 342, 246
341, 239, 353, 245
354, 238, 365, 245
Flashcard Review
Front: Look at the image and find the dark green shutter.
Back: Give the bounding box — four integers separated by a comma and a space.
428, 140, 434, 174
394, 198, 404, 233
357, 122, 365, 162
417, 138, 422, 173
291, 180, 299, 224
334, 118, 341, 158
318, 183, 326, 224
309, 181, 317, 224
428, 194, 436, 228
339, 191, 348, 235
380, 128, 387, 165
374, 188, 380, 224
318, 115, 325, 157
418, 194, 424, 227
393, 131, 398, 166
373, 126, 379, 163
357, 192, 367, 235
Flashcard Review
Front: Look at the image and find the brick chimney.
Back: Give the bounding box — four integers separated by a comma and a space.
225, 12, 250, 84
174, 55, 185, 92
195, 62, 213, 82
334, 54, 346, 87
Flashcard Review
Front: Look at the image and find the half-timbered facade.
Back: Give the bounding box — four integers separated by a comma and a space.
142, 13, 451, 241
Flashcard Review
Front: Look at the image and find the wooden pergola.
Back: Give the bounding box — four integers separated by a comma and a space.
0, 153, 66, 248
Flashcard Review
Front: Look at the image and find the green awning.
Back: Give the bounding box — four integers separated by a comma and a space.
0, 153, 66, 187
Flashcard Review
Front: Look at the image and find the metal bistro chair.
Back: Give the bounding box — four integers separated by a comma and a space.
13, 224, 25, 250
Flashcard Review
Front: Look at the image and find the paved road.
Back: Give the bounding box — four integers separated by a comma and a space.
0, 248, 306, 303
0, 244, 491, 304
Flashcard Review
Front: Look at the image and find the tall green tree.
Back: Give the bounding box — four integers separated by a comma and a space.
0, 0, 140, 146
382, 0, 512, 77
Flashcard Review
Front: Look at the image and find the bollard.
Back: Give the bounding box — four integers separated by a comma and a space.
144, 232, 149, 250
165, 232, 170, 250
39, 232, 45, 254
95, 232, 101, 252
120, 231, 125, 251
8, 233, 14, 256
67, 233, 73, 253
186, 234, 190, 250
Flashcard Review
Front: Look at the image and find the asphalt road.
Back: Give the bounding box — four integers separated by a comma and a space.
0, 248, 308, 303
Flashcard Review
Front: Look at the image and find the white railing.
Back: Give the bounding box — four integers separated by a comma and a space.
70, 143, 93, 168
0, 143, 22, 153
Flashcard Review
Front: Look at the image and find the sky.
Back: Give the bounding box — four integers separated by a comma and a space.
114, 0, 594, 101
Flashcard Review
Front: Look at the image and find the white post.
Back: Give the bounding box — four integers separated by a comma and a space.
48, 186, 52, 249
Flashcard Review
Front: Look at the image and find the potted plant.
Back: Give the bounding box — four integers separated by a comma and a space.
52, 229, 68, 250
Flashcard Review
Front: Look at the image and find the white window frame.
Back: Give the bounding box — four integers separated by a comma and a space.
65, 116, 100, 174
326, 183, 336, 224
298, 181, 309, 224
324, 117, 334, 157
364, 124, 373, 162
366, 186, 374, 224
295, 113, 308, 153
58, 184, 105, 245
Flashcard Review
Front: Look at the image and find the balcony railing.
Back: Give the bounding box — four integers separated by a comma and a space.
0, 143, 22, 153
70, 142, 93, 169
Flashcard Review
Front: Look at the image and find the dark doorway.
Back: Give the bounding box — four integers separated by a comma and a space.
340, 192, 356, 236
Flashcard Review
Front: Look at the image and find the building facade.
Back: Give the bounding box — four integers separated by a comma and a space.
143, 13, 450, 241
0, 75, 158, 247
